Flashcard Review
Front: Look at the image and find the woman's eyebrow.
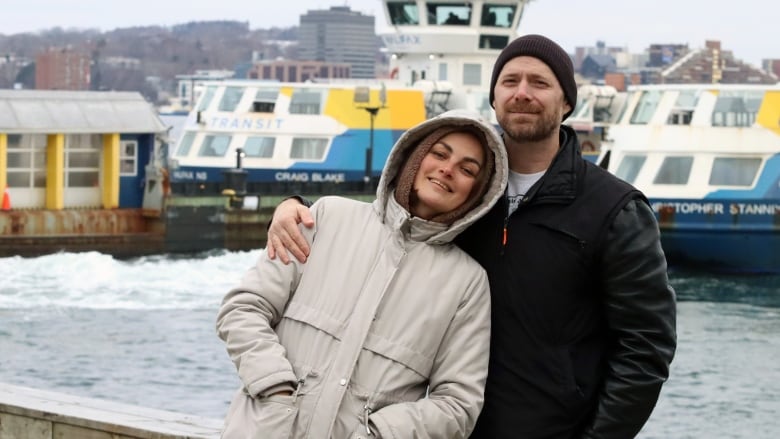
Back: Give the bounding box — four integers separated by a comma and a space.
437, 140, 484, 168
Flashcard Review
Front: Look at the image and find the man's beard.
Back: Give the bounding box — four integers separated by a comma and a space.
498, 105, 560, 143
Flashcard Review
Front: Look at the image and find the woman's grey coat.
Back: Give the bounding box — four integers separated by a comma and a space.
216, 110, 508, 438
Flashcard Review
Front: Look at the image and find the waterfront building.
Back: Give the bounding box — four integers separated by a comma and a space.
0, 90, 166, 210
35, 48, 91, 91
298, 6, 377, 79
247, 59, 352, 82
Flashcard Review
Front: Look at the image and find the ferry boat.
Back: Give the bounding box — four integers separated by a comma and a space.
598, 84, 780, 273
153, 0, 546, 253
164, 0, 536, 197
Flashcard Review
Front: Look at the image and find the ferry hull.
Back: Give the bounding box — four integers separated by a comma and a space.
652, 198, 780, 273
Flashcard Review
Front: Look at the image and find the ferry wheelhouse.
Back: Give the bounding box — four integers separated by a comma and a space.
599, 84, 780, 273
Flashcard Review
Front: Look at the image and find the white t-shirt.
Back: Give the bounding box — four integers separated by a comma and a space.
507, 170, 545, 215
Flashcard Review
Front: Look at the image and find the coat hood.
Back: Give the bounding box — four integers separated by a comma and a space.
375, 109, 508, 243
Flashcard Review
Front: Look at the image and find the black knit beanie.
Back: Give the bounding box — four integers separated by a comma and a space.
489, 34, 577, 121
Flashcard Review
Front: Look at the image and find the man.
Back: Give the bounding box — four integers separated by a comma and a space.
267, 34, 677, 438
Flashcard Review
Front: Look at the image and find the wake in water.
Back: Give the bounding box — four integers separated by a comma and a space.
0, 250, 263, 309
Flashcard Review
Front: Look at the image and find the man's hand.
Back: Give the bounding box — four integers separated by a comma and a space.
267, 198, 314, 264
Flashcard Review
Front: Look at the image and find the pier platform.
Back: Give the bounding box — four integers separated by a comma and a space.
0, 383, 221, 438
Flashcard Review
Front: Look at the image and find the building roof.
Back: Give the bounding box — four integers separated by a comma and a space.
0, 90, 167, 134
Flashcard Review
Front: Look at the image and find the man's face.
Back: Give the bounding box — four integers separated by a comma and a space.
492, 56, 571, 143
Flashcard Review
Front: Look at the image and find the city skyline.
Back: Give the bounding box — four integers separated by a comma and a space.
1, 0, 777, 67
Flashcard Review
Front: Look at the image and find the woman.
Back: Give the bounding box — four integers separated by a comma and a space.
216, 109, 508, 438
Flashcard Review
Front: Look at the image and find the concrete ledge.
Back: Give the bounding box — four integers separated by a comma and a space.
0, 383, 222, 439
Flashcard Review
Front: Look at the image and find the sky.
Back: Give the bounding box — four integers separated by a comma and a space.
1, 0, 777, 67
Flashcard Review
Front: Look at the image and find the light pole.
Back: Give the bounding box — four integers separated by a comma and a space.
363, 106, 380, 187
355, 84, 387, 191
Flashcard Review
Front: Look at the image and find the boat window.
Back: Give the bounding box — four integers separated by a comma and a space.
253, 88, 279, 113
198, 134, 232, 157
219, 87, 244, 111
438, 62, 448, 81
243, 137, 276, 158
176, 132, 196, 157
666, 90, 699, 125
463, 63, 482, 86
653, 156, 694, 185
630, 90, 662, 124
614, 155, 647, 184
196, 86, 217, 112
290, 138, 328, 160
479, 35, 509, 49
290, 89, 324, 115
481, 4, 515, 28
218, 87, 245, 112
387, 1, 419, 25
427, 3, 472, 25
712, 90, 763, 127
667, 110, 692, 125
709, 157, 761, 186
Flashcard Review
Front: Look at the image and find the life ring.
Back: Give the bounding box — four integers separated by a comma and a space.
581, 140, 596, 152
390, 67, 399, 79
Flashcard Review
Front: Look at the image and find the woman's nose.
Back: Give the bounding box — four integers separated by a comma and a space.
438, 162, 454, 176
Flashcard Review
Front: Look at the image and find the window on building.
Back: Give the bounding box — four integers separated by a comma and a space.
120, 140, 138, 176
289, 66, 298, 81
481, 3, 515, 27
653, 156, 694, 185
196, 86, 217, 112
65, 134, 100, 188
387, 1, 419, 25
176, 132, 196, 157
218, 86, 245, 112
290, 138, 328, 160
6, 134, 46, 188
463, 63, 482, 86
198, 134, 232, 157
427, 3, 472, 25
614, 154, 647, 184
709, 157, 761, 186
630, 90, 662, 124
290, 89, 324, 115
243, 136, 275, 158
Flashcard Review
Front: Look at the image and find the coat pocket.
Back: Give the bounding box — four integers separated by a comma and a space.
222, 390, 299, 439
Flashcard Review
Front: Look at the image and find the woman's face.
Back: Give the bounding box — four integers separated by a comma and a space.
411, 131, 486, 220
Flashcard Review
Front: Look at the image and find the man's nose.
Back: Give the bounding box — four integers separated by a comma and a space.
513, 81, 531, 99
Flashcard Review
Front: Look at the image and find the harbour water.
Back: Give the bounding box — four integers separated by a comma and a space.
1, 251, 779, 438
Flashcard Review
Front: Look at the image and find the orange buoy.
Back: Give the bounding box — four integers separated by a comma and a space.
1, 188, 10, 211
